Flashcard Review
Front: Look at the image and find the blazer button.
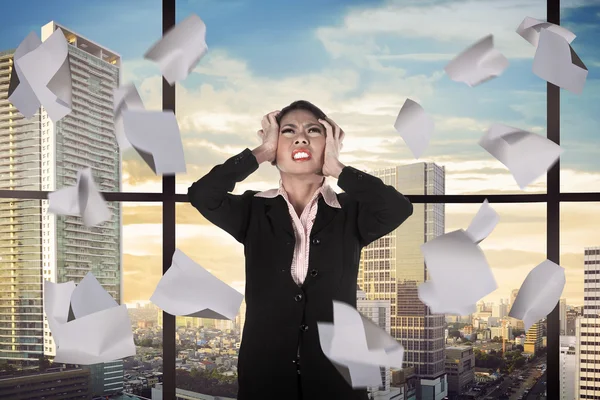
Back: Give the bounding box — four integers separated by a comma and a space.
312, 238, 320, 245
300, 324, 309, 332
310, 269, 318, 277
234, 157, 240, 164
357, 174, 363, 180
294, 294, 303, 302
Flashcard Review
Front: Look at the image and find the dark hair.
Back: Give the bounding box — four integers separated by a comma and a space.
275, 100, 327, 126
271, 101, 327, 166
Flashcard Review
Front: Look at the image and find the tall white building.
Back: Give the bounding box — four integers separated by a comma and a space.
560, 336, 576, 400
492, 303, 507, 319
576, 246, 600, 399
0, 21, 123, 396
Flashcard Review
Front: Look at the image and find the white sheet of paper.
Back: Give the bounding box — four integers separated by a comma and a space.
43, 280, 76, 348
14, 28, 72, 122
7, 32, 43, 118
419, 229, 498, 315
52, 304, 136, 365
70, 272, 118, 320
418, 281, 477, 316
144, 13, 208, 85
479, 123, 563, 189
48, 167, 111, 227
465, 199, 499, 244
444, 34, 509, 87
532, 28, 588, 95
44, 275, 136, 365
393, 98, 434, 159
121, 110, 186, 175
508, 260, 566, 331
516, 17, 576, 47
150, 249, 243, 320
113, 84, 145, 151
317, 301, 404, 388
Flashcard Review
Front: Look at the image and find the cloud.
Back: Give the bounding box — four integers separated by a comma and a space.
315, 0, 542, 62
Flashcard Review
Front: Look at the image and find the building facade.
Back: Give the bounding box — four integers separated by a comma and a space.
444, 346, 474, 396
356, 289, 400, 399
560, 298, 567, 335
576, 246, 600, 398
0, 21, 123, 396
524, 322, 543, 355
359, 163, 447, 400
560, 336, 576, 400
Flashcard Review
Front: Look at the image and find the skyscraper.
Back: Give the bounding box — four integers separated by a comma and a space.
0, 49, 44, 364
576, 246, 600, 398
560, 335, 576, 400
0, 21, 123, 396
560, 298, 567, 335
359, 162, 447, 400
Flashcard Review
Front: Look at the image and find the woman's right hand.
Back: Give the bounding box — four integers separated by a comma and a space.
256, 110, 280, 163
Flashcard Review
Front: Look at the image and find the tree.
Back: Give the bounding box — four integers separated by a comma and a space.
449, 330, 461, 339
38, 355, 51, 372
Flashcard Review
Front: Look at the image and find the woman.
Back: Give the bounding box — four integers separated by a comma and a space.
188, 100, 413, 400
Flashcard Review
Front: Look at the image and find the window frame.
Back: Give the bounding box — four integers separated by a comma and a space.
0, 0, 596, 399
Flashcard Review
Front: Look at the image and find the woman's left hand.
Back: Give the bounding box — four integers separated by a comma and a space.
319, 117, 346, 178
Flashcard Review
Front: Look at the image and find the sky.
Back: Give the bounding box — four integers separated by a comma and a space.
2, 0, 600, 307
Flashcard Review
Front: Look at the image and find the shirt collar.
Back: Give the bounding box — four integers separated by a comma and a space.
255, 179, 341, 209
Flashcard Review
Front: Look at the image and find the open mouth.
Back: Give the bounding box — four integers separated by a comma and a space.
292, 149, 312, 162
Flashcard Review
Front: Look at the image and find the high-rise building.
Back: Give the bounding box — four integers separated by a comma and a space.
0, 21, 123, 396
560, 336, 576, 400
0, 49, 45, 365
566, 309, 579, 336
359, 162, 447, 400
524, 323, 543, 354
576, 246, 600, 398
356, 289, 400, 400
492, 303, 507, 319
560, 298, 567, 335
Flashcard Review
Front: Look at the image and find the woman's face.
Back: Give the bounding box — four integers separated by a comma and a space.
275, 109, 326, 176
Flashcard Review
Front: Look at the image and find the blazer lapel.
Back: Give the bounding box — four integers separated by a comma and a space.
310, 197, 339, 238
265, 197, 295, 238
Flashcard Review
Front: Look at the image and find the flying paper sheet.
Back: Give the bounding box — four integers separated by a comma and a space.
318, 301, 404, 388
418, 200, 498, 315
419, 229, 498, 315
150, 249, 243, 320
7, 32, 43, 118
478, 123, 563, 189
10, 29, 72, 122
48, 167, 111, 228
465, 199, 499, 244
516, 16, 576, 47
444, 34, 509, 87
70, 273, 118, 319
43, 273, 136, 365
144, 13, 208, 85
532, 28, 588, 95
393, 99, 434, 159
43, 280, 76, 348
113, 84, 145, 151
509, 260, 566, 331
121, 110, 187, 175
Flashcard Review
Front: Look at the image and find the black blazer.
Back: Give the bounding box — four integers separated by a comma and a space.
188, 148, 413, 400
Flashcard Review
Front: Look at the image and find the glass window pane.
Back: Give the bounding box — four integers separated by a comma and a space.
560, 3, 600, 192
177, 195, 546, 398
0, 1, 163, 194
122, 202, 164, 396
176, 0, 547, 196
0, 1, 162, 397
561, 202, 599, 398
